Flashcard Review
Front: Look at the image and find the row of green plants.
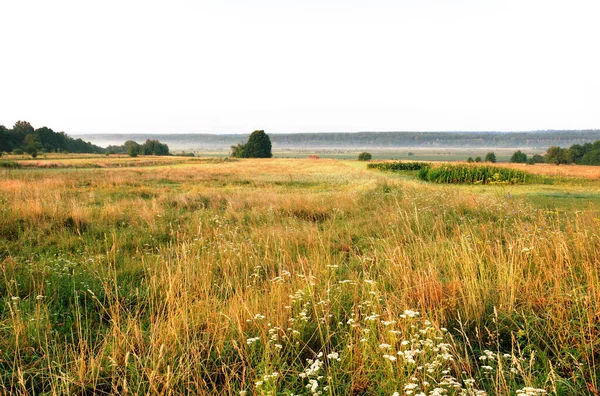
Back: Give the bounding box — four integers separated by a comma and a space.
366, 161, 429, 171
368, 161, 530, 184
418, 164, 529, 184
0, 160, 21, 169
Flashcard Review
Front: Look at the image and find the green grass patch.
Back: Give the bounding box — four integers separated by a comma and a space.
367, 161, 430, 171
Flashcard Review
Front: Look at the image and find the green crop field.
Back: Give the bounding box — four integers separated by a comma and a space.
1, 156, 599, 395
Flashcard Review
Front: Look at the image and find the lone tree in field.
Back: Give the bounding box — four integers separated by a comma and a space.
484, 152, 497, 163
510, 150, 528, 163
358, 152, 372, 161
231, 130, 272, 158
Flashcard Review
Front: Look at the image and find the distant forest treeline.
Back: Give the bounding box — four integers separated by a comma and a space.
106, 140, 170, 156
0, 121, 172, 157
76, 130, 600, 150
1, 121, 103, 155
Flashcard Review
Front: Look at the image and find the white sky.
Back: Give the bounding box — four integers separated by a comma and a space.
1, 0, 599, 134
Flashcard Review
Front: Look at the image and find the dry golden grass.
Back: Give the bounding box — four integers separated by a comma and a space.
0, 158, 599, 394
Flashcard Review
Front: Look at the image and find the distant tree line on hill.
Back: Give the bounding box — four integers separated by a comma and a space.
0, 121, 104, 157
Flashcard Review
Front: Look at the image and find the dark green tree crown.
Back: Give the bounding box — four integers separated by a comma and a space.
231, 130, 272, 158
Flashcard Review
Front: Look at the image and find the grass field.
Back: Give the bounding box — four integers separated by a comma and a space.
165, 148, 545, 162
1, 156, 599, 395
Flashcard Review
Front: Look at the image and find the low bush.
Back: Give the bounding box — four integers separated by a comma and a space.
0, 160, 21, 169
367, 161, 429, 171
358, 152, 372, 161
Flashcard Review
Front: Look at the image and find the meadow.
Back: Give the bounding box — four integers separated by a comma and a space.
0, 156, 599, 395
171, 148, 542, 162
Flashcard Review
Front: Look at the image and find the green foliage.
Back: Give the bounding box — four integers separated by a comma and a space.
12, 149, 24, 155
128, 144, 140, 157
367, 161, 429, 171
357, 152, 372, 161
106, 139, 169, 156
0, 125, 10, 153
575, 141, 600, 165
230, 143, 245, 158
23, 134, 43, 157
510, 150, 528, 163
0, 121, 104, 154
231, 130, 272, 158
531, 154, 545, 164
142, 139, 170, 155
474, 156, 482, 163
467, 157, 474, 163
0, 160, 21, 169
12, 120, 34, 138
580, 150, 600, 165
545, 146, 571, 165
484, 152, 497, 163
245, 130, 273, 158
542, 141, 600, 165
568, 144, 586, 163
418, 164, 529, 184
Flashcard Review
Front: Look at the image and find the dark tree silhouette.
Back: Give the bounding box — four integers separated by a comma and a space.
231, 130, 272, 158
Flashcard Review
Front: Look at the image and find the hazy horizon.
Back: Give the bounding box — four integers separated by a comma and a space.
71, 128, 600, 137
2, 0, 599, 135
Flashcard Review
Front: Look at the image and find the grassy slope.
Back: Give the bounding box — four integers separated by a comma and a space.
0, 158, 598, 395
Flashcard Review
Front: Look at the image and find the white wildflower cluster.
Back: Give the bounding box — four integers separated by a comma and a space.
254, 371, 280, 389
478, 350, 495, 361
298, 351, 339, 396
475, 348, 529, 379
401, 309, 420, 318
357, 309, 489, 396
271, 269, 291, 284
516, 387, 547, 395
241, 265, 548, 396
327, 351, 341, 361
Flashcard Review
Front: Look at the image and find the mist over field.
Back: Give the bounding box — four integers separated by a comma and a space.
74, 130, 600, 151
